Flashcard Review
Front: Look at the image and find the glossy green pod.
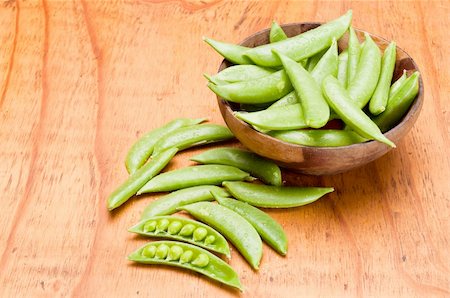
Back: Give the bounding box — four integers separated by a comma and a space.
107, 148, 178, 211
267, 91, 299, 109
128, 241, 242, 290
179, 202, 262, 270
152, 124, 234, 156
389, 70, 407, 99
125, 118, 204, 174
346, 27, 361, 86
269, 21, 288, 43
223, 181, 334, 208
206, 65, 275, 85
190, 147, 282, 186
214, 194, 288, 256
243, 10, 352, 67
203, 37, 252, 65
337, 50, 348, 87
269, 129, 367, 147
129, 216, 230, 257
310, 39, 339, 87
306, 48, 327, 72
322, 75, 395, 147
137, 165, 250, 194
140, 186, 229, 220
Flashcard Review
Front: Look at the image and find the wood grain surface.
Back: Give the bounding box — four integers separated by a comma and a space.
0, 0, 449, 297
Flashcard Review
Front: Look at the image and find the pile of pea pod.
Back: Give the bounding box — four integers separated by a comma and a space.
205, 10, 420, 148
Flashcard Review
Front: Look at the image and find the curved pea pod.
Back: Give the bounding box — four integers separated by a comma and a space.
235, 103, 307, 131
269, 129, 367, 147
373, 71, 420, 132
152, 124, 234, 156
223, 181, 334, 208
346, 27, 361, 86
389, 70, 407, 99
269, 21, 288, 43
128, 241, 242, 290
207, 70, 293, 104
190, 147, 282, 186
369, 42, 397, 115
337, 50, 348, 87
203, 37, 252, 65
140, 185, 229, 220
307, 48, 327, 72
137, 165, 250, 194
347, 33, 382, 109
310, 38, 338, 87
107, 148, 178, 211
267, 91, 299, 110
214, 194, 288, 256
206, 65, 275, 85
178, 202, 262, 270
243, 10, 352, 67
125, 118, 205, 174
273, 50, 330, 128
322, 75, 395, 147
129, 216, 230, 257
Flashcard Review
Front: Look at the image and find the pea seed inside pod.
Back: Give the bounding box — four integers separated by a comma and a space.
143, 221, 157, 232
142, 245, 157, 258
167, 245, 183, 261
204, 235, 216, 245
167, 221, 183, 235
156, 219, 170, 232
193, 227, 208, 241
179, 250, 194, 264
155, 244, 169, 259
179, 224, 196, 236
191, 253, 210, 267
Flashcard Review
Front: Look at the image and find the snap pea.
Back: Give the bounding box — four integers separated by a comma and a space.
203, 37, 252, 65
179, 202, 263, 270
214, 194, 288, 256
269, 129, 367, 147
129, 216, 230, 257
128, 241, 242, 290
267, 91, 299, 109
373, 71, 420, 132
137, 165, 250, 194
337, 50, 348, 87
235, 103, 307, 131
107, 148, 178, 211
243, 10, 352, 67
207, 70, 293, 104
322, 75, 395, 147
273, 50, 330, 128
346, 27, 361, 86
223, 181, 334, 208
347, 33, 382, 108
369, 42, 397, 115
310, 38, 338, 87
206, 65, 275, 85
389, 70, 407, 99
140, 185, 229, 220
269, 21, 288, 43
190, 147, 282, 186
152, 124, 234, 156
125, 118, 204, 174
307, 48, 327, 72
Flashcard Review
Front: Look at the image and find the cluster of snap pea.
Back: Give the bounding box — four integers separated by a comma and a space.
205, 10, 420, 148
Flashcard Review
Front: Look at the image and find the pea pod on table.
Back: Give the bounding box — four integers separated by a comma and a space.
269, 21, 288, 43
128, 241, 242, 290
269, 129, 367, 147
203, 37, 252, 65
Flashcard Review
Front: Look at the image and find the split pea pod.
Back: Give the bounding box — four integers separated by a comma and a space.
269, 21, 288, 43
267, 91, 299, 109
203, 37, 252, 65
337, 50, 348, 87
190, 147, 282, 186
269, 129, 367, 147
107, 148, 178, 211
179, 202, 263, 270
243, 10, 352, 67
129, 216, 230, 257
223, 181, 334, 208
206, 65, 275, 85
214, 194, 288, 256
137, 165, 250, 194
273, 50, 330, 128
152, 124, 234, 156
140, 185, 229, 220
310, 38, 338, 87
128, 241, 242, 290
125, 118, 204, 174
346, 27, 361, 86
389, 70, 407, 98
322, 75, 395, 147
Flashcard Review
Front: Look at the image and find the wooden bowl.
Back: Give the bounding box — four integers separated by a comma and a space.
217, 23, 424, 175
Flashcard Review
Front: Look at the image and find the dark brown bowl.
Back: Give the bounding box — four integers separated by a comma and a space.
217, 23, 424, 175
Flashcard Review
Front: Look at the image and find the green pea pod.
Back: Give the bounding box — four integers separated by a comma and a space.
267, 91, 299, 110
346, 27, 361, 86
125, 118, 205, 174
347, 33, 382, 108
322, 75, 395, 147
203, 37, 252, 65
128, 241, 242, 290
206, 65, 275, 85
235, 103, 307, 131
107, 148, 178, 211
337, 50, 348, 87
269, 129, 367, 147
129, 216, 230, 257
152, 124, 234, 156
269, 21, 288, 43
214, 194, 288, 256
310, 38, 338, 87
306, 48, 327, 72
389, 70, 407, 99
373, 71, 420, 132
190, 147, 282, 186
369, 42, 397, 115
243, 10, 352, 67
140, 186, 229, 220
178, 202, 263, 270
223, 181, 334, 208
273, 50, 330, 128
137, 165, 250, 194
207, 70, 293, 104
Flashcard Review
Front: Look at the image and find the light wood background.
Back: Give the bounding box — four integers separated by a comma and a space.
0, 0, 449, 297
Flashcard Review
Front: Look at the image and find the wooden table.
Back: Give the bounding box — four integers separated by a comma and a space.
1, 0, 449, 296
